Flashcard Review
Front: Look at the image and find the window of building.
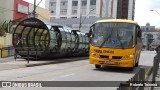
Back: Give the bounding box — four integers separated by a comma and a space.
72, 1, 78, 6
72, 10, 77, 14
90, 0, 96, 5
50, 2, 56, 6
50, 2, 53, 6
60, 9, 67, 15
146, 28, 149, 31
81, 8, 86, 15
72, 17, 77, 18
61, 1, 67, 6
81, 0, 87, 6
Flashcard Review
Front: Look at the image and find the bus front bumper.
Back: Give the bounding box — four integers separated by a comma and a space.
89, 57, 135, 68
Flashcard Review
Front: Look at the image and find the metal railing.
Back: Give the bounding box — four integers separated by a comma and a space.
117, 50, 160, 90
0, 46, 15, 58
151, 50, 160, 90
14, 47, 41, 63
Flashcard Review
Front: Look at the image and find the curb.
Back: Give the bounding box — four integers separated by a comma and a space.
25, 57, 89, 67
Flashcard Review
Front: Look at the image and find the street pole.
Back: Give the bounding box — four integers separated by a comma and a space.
33, 0, 36, 18
79, 9, 95, 30
79, 13, 82, 30
150, 9, 160, 16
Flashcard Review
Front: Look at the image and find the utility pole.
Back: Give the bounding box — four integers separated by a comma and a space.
79, 9, 95, 30
79, 14, 82, 30
100, 0, 103, 17
33, 0, 36, 18
150, 9, 160, 16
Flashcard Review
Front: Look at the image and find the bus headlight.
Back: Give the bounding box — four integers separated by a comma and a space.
91, 53, 96, 56
123, 54, 134, 59
129, 55, 134, 58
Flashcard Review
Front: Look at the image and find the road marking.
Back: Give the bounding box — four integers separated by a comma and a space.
60, 73, 75, 78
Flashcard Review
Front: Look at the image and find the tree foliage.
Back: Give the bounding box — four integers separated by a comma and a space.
0, 16, 25, 36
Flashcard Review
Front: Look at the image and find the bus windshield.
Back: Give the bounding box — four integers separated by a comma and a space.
91, 22, 136, 48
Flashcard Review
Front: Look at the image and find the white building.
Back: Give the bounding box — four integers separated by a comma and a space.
46, 0, 135, 20
46, 0, 136, 32
141, 22, 156, 31
47, 0, 113, 19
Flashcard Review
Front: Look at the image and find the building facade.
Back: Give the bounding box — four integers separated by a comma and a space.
0, 0, 29, 23
47, 0, 113, 18
51, 17, 110, 33
47, 0, 135, 19
0, 0, 50, 24
141, 22, 156, 31
47, 0, 136, 33
29, 4, 50, 22
112, 0, 135, 20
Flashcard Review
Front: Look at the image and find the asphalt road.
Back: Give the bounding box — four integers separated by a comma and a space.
0, 51, 156, 90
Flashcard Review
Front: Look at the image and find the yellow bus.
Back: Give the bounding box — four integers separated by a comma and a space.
89, 19, 142, 70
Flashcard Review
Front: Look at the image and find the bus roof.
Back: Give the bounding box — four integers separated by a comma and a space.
96, 19, 138, 25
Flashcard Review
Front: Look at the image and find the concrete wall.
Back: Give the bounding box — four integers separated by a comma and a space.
29, 4, 50, 22
112, 0, 117, 19
0, 0, 29, 23
0, 33, 12, 48
0, 0, 14, 23
37, 7, 50, 22
0, 33, 13, 58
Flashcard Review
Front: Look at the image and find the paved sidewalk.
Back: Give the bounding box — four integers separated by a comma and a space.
0, 56, 89, 71
0, 56, 15, 63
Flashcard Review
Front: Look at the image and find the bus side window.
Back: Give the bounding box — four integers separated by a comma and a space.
137, 26, 142, 38
89, 24, 95, 38
136, 26, 142, 45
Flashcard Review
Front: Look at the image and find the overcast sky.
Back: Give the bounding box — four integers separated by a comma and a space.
135, 0, 160, 28
24, 0, 160, 28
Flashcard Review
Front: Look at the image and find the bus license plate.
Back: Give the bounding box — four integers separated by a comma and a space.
106, 61, 115, 64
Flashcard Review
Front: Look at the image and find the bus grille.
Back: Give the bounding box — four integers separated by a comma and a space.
112, 56, 122, 59
99, 55, 109, 59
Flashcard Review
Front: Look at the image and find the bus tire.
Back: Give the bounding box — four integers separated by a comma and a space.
95, 65, 101, 69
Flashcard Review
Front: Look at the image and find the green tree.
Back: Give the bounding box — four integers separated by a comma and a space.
0, 16, 25, 36
146, 33, 154, 50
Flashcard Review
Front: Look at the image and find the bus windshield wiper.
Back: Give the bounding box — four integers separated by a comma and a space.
99, 31, 112, 48
116, 30, 124, 49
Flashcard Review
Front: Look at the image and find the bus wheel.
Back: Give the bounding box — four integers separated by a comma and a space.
95, 65, 101, 69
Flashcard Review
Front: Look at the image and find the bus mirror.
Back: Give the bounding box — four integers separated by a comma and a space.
88, 29, 92, 37
137, 30, 141, 37
89, 24, 95, 37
